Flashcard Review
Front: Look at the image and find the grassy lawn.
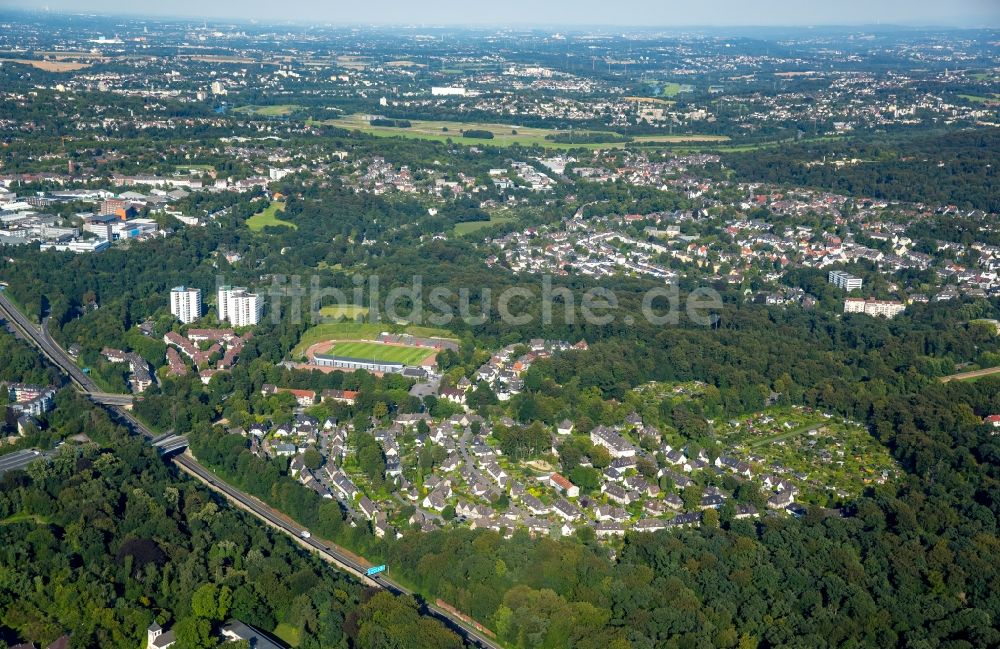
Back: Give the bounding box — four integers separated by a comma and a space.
273, 622, 302, 647
667, 133, 848, 154
626, 96, 676, 106
233, 104, 303, 117
322, 341, 432, 365
969, 72, 999, 82
959, 94, 1000, 104
660, 82, 684, 97
959, 368, 1000, 382
247, 201, 297, 231
291, 322, 455, 357
454, 213, 516, 236
940, 365, 1000, 383
320, 114, 729, 149
632, 134, 729, 144
747, 421, 820, 448
402, 325, 459, 338
0, 57, 91, 72
175, 164, 216, 172
294, 323, 386, 355
1, 512, 50, 526
318, 304, 369, 320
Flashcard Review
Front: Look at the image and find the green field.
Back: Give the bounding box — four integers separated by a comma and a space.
454, 213, 516, 236
0, 512, 50, 526
320, 114, 729, 149
292, 322, 455, 357
660, 82, 684, 97
959, 94, 1000, 105
175, 164, 216, 172
247, 201, 297, 231
318, 304, 369, 320
233, 104, 303, 117
273, 622, 302, 647
321, 341, 432, 365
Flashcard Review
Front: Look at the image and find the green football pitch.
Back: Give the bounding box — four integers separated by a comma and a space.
324, 341, 432, 365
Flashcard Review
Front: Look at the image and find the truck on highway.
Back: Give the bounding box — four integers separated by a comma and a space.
300, 530, 311, 539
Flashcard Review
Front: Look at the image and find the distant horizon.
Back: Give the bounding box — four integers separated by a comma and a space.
3, 0, 999, 29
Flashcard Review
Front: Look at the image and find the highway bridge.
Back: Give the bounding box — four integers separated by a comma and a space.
0, 293, 502, 649
151, 434, 189, 454
86, 392, 135, 406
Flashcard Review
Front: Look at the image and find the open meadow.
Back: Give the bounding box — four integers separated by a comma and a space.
322, 114, 729, 149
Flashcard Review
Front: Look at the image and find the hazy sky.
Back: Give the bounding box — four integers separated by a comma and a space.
5, 0, 1000, 27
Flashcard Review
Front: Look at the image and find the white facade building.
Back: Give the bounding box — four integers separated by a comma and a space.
844, 298, 905, 318
828, 270, 863, 291
218, 286, 262, 327
170, 286, 202, 324
431, 86, 467, 96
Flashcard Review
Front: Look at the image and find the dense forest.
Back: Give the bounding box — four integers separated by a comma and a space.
184, 374, 1000, 648
0, 345, 462, 648
0, 327, 61, 388
721, 130, 1000, 211
101, 229, 1000, 647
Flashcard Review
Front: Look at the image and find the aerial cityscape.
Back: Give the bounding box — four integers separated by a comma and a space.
0, 2, 999, 648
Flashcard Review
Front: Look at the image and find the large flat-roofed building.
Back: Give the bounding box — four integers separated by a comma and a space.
39, 238, 111, 253
828, 270, 863, 291
844, 298, 905, 318
312, 354, 405, 374
864, 299, 906, 318
170, 286, 201, 324
431, 86, 467, 96
843, 297, 866, 314
218, 286, 262, 327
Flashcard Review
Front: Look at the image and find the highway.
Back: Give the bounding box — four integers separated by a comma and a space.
86, 392, 135, 406
0, 293, 502, 649
175, 454, 501, 647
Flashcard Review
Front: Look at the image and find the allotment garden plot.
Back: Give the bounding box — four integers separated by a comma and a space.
716, 407, 900, 503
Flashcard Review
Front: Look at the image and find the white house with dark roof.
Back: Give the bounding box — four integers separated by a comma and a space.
633, 518, 667, 533
595, 521, 626, 537
522, 495, 550, 516
768, 490, 795, 509
357, 496, 378, 520
485, 462, 508, 485
602, 483, 630, 504
146, 623, 175, 649
553, 499, 582, 521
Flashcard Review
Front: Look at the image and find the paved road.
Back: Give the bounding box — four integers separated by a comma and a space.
0, 294, 502, 649
458, 430, 486, 482
178, 455, 499, 647
86, 392, 135, 406
939, 365, 1000, 383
